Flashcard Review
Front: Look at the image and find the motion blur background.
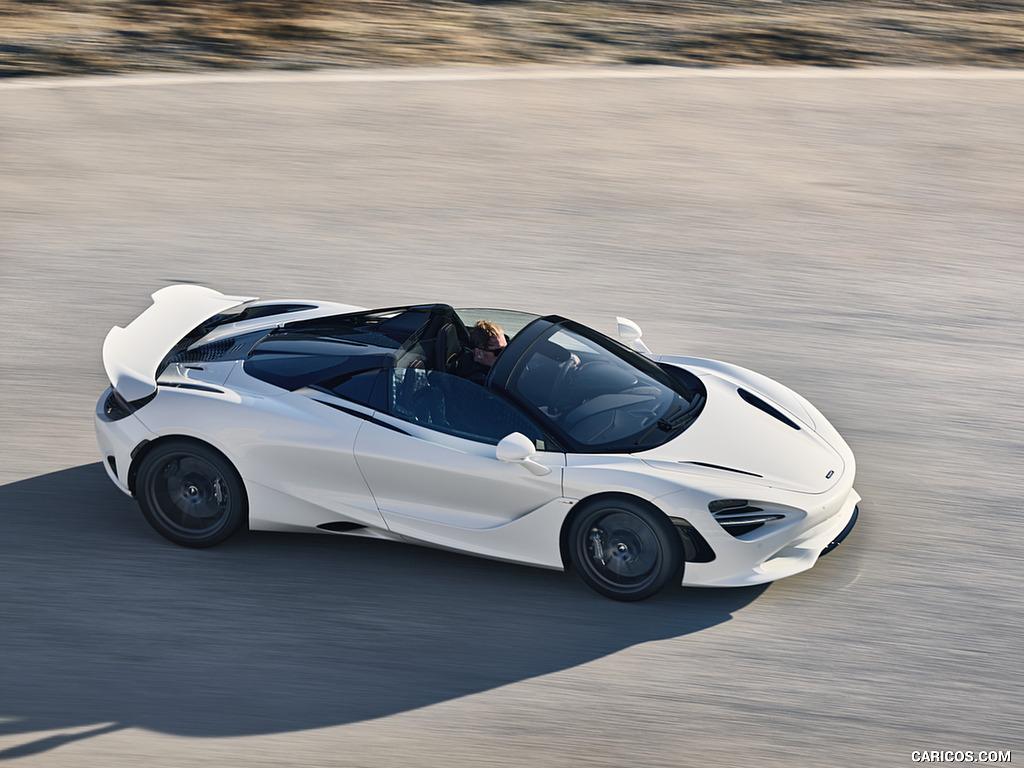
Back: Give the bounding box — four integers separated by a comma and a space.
4, 0, 1024, 76
1, 3, 1022, 767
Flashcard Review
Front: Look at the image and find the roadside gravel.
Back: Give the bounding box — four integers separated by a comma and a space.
3, 0, 1023, 78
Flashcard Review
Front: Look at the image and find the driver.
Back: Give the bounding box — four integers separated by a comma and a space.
458, 320, 507, 385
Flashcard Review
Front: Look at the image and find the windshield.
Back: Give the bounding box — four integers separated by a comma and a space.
505, 321, 705, 452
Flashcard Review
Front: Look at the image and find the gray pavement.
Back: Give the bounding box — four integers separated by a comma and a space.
1, 68, 1022, 767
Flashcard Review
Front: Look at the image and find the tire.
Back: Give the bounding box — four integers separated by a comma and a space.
568, 498, 683, 601
136, 440, 247, 548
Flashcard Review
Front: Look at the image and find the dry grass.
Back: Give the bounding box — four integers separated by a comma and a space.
1, 0, 1023, 77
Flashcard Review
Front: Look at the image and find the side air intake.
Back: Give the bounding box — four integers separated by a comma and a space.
316, 522, 367, 533
709, 499, 786, 537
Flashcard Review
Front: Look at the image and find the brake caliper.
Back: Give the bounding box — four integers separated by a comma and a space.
588, 528, 606, 566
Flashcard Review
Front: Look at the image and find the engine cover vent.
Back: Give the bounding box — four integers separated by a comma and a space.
171, 339, 236, 364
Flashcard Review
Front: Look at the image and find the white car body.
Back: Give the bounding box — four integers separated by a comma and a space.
96, 286, 859, 597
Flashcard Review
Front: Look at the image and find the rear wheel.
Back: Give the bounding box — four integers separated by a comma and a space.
136, 440, 247, 548
569, 498, 682, 601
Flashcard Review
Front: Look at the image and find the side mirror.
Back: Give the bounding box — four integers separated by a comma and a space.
496, 432, 551, 476
616, 317, 651, 354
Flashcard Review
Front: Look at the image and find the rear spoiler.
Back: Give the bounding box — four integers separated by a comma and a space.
102, 285, 255, 401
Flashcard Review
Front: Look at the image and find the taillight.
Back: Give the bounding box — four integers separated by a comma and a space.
102, 388, 154, 421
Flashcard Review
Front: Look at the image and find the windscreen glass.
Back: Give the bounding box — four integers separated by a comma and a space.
508, 324, 703, 451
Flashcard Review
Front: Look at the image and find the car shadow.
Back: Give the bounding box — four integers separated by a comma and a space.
0, 464, 767, 759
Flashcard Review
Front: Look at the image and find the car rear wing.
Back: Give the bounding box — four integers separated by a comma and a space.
102, 285, 255, 401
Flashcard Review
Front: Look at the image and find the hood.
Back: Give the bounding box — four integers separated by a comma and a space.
641, 374, 845, 494
102, 285, 255, 401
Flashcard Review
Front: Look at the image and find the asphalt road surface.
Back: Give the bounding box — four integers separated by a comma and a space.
1, 67, 1022, 768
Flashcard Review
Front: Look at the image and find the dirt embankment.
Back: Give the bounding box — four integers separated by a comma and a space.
2, 0, 1023, 78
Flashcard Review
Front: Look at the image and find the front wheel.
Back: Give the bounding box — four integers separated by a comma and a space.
568, 499, 682, 601
136, 440, 247, 548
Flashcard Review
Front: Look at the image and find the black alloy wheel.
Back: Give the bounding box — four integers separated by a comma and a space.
136, 440, 247, 548
568, 498, 682, 601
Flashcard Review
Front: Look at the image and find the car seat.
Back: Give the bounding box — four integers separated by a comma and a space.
435, 322, 468, 374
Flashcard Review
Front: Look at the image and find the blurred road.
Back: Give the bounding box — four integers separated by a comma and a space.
1, 67, 1022, 767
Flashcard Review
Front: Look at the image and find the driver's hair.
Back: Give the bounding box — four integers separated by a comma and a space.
469, 320, 504, 349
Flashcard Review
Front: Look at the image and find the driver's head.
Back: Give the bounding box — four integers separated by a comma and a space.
470, 320, 506, 367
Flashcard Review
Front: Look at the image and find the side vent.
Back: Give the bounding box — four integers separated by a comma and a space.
669, 519, 716, 563
709, 499, 786, 537
317, 522, 367, 533
737, 389, 801, 430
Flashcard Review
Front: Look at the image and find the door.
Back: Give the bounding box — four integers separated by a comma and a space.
353, 368, 565, 534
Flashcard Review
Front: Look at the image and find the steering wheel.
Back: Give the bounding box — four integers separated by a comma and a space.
549, 356, 585, 414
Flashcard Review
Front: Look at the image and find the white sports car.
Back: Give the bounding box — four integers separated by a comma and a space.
96, 285, 859, 601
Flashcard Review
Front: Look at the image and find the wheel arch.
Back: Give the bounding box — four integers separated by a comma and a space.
558, 492, 665, 571
127, 434, 239, 497
558, 491, 713, 571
